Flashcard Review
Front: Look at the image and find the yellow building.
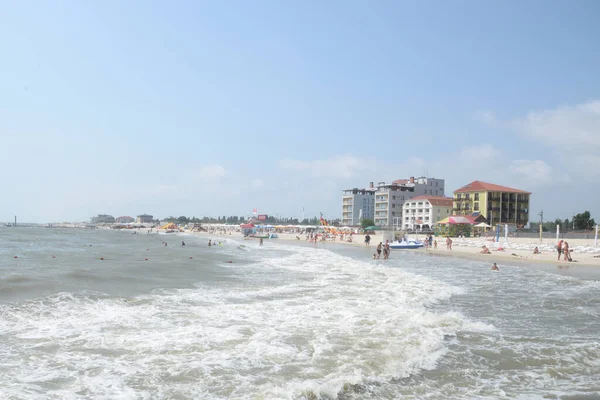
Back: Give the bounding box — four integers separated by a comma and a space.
453, 181, 531, 227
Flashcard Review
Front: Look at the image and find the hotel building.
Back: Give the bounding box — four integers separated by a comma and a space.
453, 181, 531, 227
136, 214, 154, 224
373, 177, 445, 227
402, 196, 454, 230
341, 186, 376, 226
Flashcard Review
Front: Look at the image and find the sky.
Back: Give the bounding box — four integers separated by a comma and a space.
1, 0, 599, 223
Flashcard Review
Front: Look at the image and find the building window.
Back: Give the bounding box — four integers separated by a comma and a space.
474, 193, 479, 201
474, 202, 479, 211
435, 182, 438, 187
392, 196, 396, 200
392, 204, 395, 208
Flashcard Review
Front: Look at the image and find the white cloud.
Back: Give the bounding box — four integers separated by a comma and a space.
512, 100, 600, 178
473, 110, 496, 125
278, 154, 370, 180
508, 159, 557, 186
194, 165, 227, 182
459, 144, 503, 165
251, 178, 265, 189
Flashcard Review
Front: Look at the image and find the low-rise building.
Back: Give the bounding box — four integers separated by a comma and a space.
402, 196, 454, 230
91, 214, 115, 224
453, 181, 531, 227
136, 214, 154, 224
115, 216, 135, 224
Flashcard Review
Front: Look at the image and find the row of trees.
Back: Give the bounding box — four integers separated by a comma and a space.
539, 211, 596, 232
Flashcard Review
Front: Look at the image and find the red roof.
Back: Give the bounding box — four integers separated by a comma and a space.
392, 179, 408, 184
408, 196, 454, 206
454, 181, 531, 194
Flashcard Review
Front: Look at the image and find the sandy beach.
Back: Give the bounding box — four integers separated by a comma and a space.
185, 229, 600, 268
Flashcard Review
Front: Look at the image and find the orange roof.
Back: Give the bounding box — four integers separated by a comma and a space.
392, 179, 408, 184
408, 196, 454, 206
454, 181, 531, 194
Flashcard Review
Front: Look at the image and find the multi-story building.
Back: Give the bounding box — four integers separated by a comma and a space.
341, 186, 376, 225
373, 177, 445, 227
453, 181, 531, 227
402, 196, 454, 230
91, 214, 115, 224
136, 214, 154, 224
115, 216, 135, 224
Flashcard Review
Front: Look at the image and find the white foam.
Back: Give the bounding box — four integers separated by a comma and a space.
0, 244, 476, 399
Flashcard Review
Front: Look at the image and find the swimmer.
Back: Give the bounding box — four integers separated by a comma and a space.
373, 253, 377, 259
181, 241, 185, 246
481, 245, 491, 254
491, 263, 499, 271
208, 240, 212, 247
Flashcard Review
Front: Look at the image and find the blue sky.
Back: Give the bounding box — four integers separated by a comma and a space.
1, 0, 599, 223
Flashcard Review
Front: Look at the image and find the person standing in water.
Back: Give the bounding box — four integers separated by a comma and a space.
376, 242, 382, 259
208, 240, 212, 247
259, 238, 263, 246
491, 263, 499, 271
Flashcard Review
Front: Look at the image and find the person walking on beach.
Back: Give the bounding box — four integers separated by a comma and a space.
376, 242, 382, 259
563, 241, 571, 261
365, 234, 371, 247
556, 240, 563, 261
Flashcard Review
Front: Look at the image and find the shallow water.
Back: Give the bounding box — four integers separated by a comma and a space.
1, 228, 599, 399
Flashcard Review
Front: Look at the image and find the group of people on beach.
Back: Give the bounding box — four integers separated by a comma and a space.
374, 240, 391, 260
556, 240, 573, 262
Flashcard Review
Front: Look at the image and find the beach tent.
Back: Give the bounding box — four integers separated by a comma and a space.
437, 216, 472, 225
475, 222, 491, 228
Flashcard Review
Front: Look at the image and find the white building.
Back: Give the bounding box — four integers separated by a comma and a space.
402, 196, 453, 230
373, 177, 445, 227
341, 186, 376, 225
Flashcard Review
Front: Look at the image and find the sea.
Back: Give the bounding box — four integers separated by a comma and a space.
1, 227, 599, 400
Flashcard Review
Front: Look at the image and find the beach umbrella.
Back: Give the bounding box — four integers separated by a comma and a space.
364, 226, 381, 230
475, 222, 491, 228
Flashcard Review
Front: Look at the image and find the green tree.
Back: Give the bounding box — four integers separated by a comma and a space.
573, 211, 595, 230
177, 216, 188, 224
360, 218, 375, 229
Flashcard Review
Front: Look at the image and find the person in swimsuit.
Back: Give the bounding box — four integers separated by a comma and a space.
491, 263, 499, 271
557, 240, 563, 260
376, 242, 382, 259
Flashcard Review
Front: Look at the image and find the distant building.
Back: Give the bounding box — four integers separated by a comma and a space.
402, 196, 454, 230
91, 214, 115, 224
115, 216, 135, 224
136, 214, 154, 224
341, 185, 376, 225
374, 177, 445, 227
453, 181, 531, 227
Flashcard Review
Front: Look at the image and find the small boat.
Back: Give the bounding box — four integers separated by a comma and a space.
389, 240, 424, 249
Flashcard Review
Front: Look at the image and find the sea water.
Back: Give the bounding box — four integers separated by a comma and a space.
1, 228, 599, 399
